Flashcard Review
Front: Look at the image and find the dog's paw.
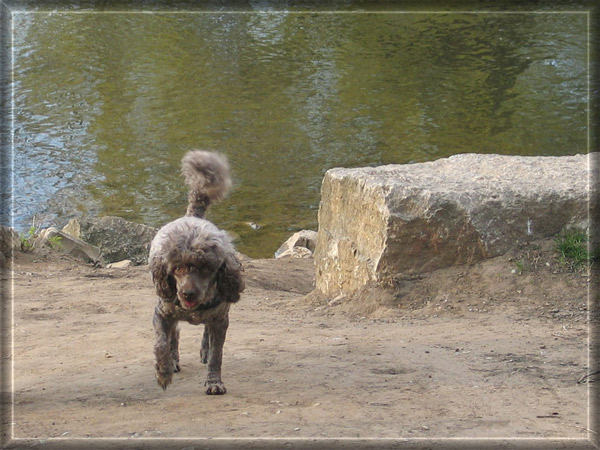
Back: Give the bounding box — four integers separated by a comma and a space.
205, 381, 227, 395
156, 366, 173, 390
173, 361, 181, 373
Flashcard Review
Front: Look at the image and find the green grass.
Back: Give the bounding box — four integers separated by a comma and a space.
514, 260, 525, 275
554, 228, 597, 269
19, 226, 36, 253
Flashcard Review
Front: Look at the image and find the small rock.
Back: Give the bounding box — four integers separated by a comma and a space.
62, 219, 82, 239
106, 259, 133, 269
275, 230, 317, 258
276, 246, 313, 259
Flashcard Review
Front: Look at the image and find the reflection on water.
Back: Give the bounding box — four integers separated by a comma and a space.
12, 10, 588, 257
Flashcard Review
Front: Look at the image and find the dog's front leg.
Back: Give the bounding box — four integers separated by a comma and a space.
170, 325, 181, 372
204, 315, 229, 395
153, 308, 178, 390
200, 327, 209, 364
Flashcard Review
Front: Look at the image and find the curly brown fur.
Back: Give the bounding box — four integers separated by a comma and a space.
149, 151, 244, 393
181, 150, 232, 219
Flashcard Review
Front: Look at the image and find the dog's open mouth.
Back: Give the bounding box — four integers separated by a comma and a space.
179, 298, 199, 309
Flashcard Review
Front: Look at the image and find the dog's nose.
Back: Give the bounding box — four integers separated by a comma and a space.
182, 290, 195, 300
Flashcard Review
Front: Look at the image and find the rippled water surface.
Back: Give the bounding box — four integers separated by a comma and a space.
12, 9, 589, 257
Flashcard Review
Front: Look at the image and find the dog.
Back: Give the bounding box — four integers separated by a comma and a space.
149, 151, 244, 394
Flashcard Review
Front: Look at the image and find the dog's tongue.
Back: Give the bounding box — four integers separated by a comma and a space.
183, 299, 197, 308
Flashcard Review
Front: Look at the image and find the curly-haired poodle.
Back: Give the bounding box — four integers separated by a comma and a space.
149, 151, 244, 394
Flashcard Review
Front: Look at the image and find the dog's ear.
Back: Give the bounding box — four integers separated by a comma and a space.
150, 257, 176, 300
216, 253, 245, 303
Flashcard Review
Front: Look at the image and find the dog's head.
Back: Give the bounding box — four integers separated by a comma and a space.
150, 234, 244, 309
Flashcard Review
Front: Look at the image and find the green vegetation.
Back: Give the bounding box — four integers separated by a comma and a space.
514, 259, 526, 275
19, 217, 62, 252
47, 235, 63, 251
19, 226, 37, 253
554, 228, 598, 269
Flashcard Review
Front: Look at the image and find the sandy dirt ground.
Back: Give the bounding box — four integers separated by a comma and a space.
3, 238, 596, 448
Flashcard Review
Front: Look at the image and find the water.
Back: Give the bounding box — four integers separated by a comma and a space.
11, 8, 589, 257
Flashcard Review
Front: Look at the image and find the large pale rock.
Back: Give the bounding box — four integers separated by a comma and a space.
62, 217, 157, 265
315, 153, 597, 298
36, 227, 102, 264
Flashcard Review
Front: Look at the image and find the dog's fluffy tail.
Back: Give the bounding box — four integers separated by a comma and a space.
181, 150, 232, 219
